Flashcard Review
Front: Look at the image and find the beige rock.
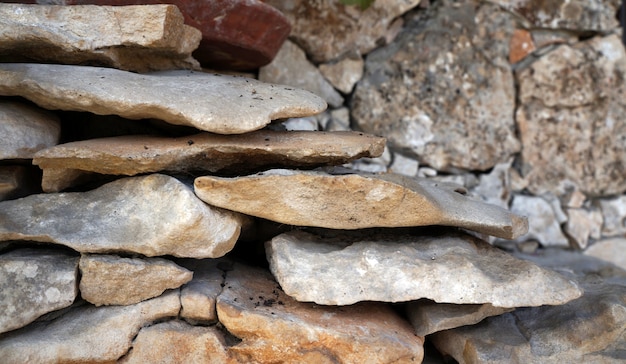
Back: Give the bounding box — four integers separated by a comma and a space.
585, 238, 626, 270
432, 250, 626, 363
0, 99, 60, 159
517, 35, 626, 196
0, 63, 327, 134
264, 0, 421, 63
0, 174, 245, 258
510, 194, 569, 247
0, 248, 78, 334
195, 169, 528, 239
79, 254, 192, 306
33, 130, 386, 191
217, 263, 424, 363
120, 320, 230, 364
0, 165, 41, 201
597, 195, 626, 237
389, 152, 419, 177
0, 4, 201, 72
259, 40, 344, 107
319, 56, 364, 94
406, 300, 513, 336
564, 208, 603, 249
0, 290, 180, 363
471, 160, 513, 209
352, 1, 520, 172
178, 259, 225, 324
266, 230, 581, 306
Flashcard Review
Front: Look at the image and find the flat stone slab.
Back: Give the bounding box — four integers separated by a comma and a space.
431, 250, 626, 363
0, 99, 60, 160
79, 254, 192, 306
217, 263, 424, 363
0, 4, 201, 72
0, 174, 245, 258
266, 230, 582, 306
195, 169, 528, 239
0, 290, 180, 363
33, 130, 385, 191
0, 248, 78, 334
0, 63, 327, 134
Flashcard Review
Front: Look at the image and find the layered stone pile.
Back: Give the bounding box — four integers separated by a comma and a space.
1, 1, 626, 363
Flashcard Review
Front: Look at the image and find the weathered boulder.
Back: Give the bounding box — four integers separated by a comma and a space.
33, 130, 385, 191
0, 99, 60, 160
0, 174, 245, 258
266, 230, 582, 306
516, 35, 626, 196
0, 248, 78, 334
352, 1, 520, 171
79, 254, 192, 306
0, 4, 201, 72
217, 263, 424, 363
0, 290, 180, 363
264, 0, 421, 63
195, 169, 528, 239
0, 63, 327, 134
120, 320, 231, 364
406, 300, 513, 336
431, 251, 626, 363
259, 40, 344, 108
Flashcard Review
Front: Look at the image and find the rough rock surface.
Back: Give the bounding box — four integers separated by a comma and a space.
491, 0, 621, 32
352, 1, 520, 171
33, 130, 385, 191
585, 238, 626, 271
120, 320, 230, 364
432, 251, 626, 363
0, 248, 78, 334
259, 40, 344, 107
217, 263, 424, 363
319, 55, 364, 94
0, 174, 245, 258
471, 160, 512, 209
517, 35, 626, 196
79, 254, 192, 306
564, 207, 602, 249
406, 300, 513, 336
509, 194, 569, 247
597, 195, 626, 237
0, 4, 201, 72
264, 0, 420, 63
266, 230, 581, 306
0, 63, 327, 134
195, 169, 528, 239
0, 290, 180, 363
0, 99, 60, 160
178, 259, 225, 324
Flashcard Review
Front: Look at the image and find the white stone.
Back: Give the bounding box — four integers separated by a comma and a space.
319, 56, 364, 94
598, 195, 626, 237
585, 238, 626, 271
510, 194, 569, 247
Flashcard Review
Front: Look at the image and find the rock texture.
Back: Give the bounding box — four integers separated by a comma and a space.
564, 207, 602, 249
432, 251, 626, 363
585, 238, 626, 271
0, 248, 78, 334
510, 195, 569, 247
0, 63, 327, 134
352, 1, 520, 171
259, 40, 344, 108
0, 174, 245, 258
217, 264, 424, 363
178, 259, 225, 324
0, 99, 60, 160
79, 254, 192, 306
264, 0, 421, 63
517, 34, 626, 196
598, 195, 626, 237
406, 300, 513, 336
0, 4, 201, 72
319, 55, 364, 94
0, 290, 180, 363
266, 230, 581, 306
33, 130, 385, 191
195, 169, 528, 239
120, 320, 230, 364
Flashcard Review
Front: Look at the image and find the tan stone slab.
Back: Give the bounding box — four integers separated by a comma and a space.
33, 130, 386, 191
0, 174, 245, 258
195, 169, 528, 239
0, 63, 327, 134
79, 254, 192, 306
0, 4, 201, 72
178, 259, 225, 324
217, 263, 424, 363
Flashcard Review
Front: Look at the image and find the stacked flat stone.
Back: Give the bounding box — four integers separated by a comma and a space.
0, 2, 624, 364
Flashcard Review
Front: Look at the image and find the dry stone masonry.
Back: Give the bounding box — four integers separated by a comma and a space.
1, 1, 626, 363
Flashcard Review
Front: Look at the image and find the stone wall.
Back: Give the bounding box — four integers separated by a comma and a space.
1, 1, 626, 363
